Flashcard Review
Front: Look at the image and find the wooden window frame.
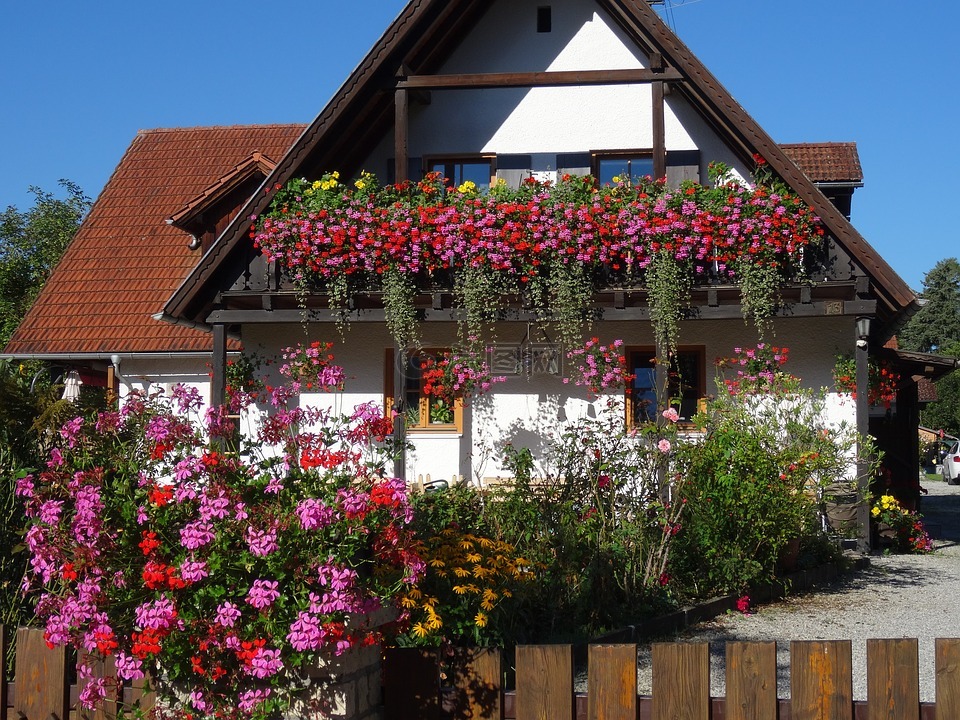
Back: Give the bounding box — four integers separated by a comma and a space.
385, 348, 464, 434
625, 345, 706, 428
592, 150, 655, 186
423, 154, 497, 190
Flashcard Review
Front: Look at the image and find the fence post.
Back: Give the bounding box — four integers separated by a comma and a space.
515, 645, 574, 720
866, 638, 919, 720
0, 625, 8, 719
935, 639, 960, 720
651, 642, 709, 720
726, 641, 777, 720
383, 647, 439, 720
448, 647, 501, 720
587, 644, 636, 720
14, 626, 68, 720
790, 640, 853, 720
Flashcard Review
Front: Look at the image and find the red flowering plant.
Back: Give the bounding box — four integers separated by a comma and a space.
563, 337, 634, 397
253, 165, 822, 349
832, 354, 902, 408
16, 355, 423, 719
419, 344, 506, 407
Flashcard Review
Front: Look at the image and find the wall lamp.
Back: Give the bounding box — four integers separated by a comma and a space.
856, 316, 872, 349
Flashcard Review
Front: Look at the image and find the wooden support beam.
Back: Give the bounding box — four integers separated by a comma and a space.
396, 67, 683, 91
206, 298, 877, 325
395, 84, 409, 184
211, 323, 227, 410
652, 79, 666, 180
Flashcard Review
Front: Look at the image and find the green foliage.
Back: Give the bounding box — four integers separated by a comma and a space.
899, 258, 960, 354
921, 339, 960, 436
672, 355, 862, 594
0, 180, 90, 346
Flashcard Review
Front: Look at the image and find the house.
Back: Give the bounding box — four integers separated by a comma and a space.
2, 125, 303, 395
7, 1, 957, 537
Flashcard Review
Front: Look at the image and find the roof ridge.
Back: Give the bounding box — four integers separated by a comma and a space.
136, 124, 307, 136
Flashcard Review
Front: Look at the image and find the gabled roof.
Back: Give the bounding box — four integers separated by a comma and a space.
164, 0, 915, 327
3, 125, 303, 357
780, 142, 863, 185
169, 151, 282, 232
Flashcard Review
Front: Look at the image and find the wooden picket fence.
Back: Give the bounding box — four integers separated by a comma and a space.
383, 640, 960, 720
5, 624, 960, 719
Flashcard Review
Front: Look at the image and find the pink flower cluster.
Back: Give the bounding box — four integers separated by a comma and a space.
564, 337, 634, 397
253, 173, 821, 291
17, 357, 422, 718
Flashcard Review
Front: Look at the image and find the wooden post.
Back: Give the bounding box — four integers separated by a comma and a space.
790, 640, 853, 720
726, 641, 777, 720
866, 638, 919, 720
393, 344, 407, 481
588, 644, 637, 720
936, 638, 960, 720
855, 319, 872, 552
650, 51, 666, 181
14, 627, 68, 720
515, 645, 574, 720
395, 67, 409, 184
651, 642, 709, 720
211, 323, 227, 410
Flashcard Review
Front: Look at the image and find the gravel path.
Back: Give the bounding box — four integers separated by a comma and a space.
635, 478, 960, 702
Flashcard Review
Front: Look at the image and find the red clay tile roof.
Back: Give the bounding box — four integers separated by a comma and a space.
780, 142, 863, 184
4, 125, 304, 356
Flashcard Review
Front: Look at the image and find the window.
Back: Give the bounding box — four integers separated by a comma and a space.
537, 6, 552, 33
593, 152, 654, 186
626, 347, 705, 426
385, 348, 463, 433
427, 156, 495, 191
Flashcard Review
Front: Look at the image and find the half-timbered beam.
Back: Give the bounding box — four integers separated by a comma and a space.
206, 299, 877, 325
396, 67, 683, 91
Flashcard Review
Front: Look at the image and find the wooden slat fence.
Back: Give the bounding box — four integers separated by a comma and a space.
3, 627, 154, 720
5, 626, 960, 720
384, 638, 960, 720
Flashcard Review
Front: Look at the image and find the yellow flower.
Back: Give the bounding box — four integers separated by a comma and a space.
426, 614, 443, 630
400, 596, 418, 609
465, 552, 481, 564
453, 585, 468, 595
311, 180, 322, 190
457, 180, 477, 194
428, 558, 446, 568
474, 612, 488, 628
453, 566, 470, 578
612, 175, 622, 184
871, 506, 880, 517
355, 179, 366, 190
411, 622, 429, 639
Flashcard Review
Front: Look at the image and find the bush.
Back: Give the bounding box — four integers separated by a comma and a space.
672, 345, 862, 594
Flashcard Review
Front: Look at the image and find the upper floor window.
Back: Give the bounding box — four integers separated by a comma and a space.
593, 152, 654, 186
427, 156, 495, 191
626, 347, 705, 426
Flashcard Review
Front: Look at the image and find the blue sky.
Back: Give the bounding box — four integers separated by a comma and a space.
2, 0, 957, 293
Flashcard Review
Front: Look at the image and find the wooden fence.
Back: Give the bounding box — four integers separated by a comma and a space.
5, 624, 960, 719
383, 640, 960, 720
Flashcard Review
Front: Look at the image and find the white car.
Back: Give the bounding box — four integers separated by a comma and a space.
945, 442, 960, 485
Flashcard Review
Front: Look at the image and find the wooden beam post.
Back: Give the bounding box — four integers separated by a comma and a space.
395, 66, 410, 184
652, 79, 666, 181
855, 319, 872, 552
212, 323, 227, 410
393, 344, 407, 482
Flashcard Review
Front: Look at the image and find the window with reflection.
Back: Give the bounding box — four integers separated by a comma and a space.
626, 347, 704, 426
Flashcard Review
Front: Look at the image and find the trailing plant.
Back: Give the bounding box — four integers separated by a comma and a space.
833, 354, 903, 408
253, 166, 821, 350
645, 250, 690, 359
17, 355, 423, 719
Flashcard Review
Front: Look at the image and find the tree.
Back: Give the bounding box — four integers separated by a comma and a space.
898, 257, 960, 353
0, 180, 91, 346
921, 339, 960, 437
900, 258, 960, 436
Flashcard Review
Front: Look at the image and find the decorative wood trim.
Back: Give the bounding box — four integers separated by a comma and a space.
395, 79, 409, 184
652, 80, 666, 179
396, 67, 683, 91
206, 299, 877, 325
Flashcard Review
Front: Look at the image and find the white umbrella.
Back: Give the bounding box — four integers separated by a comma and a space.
61, 370, 82, 402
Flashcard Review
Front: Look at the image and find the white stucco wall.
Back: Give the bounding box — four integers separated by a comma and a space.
360, 0, 748, 182
117, 356, 212, 404
238, 315, 858, 486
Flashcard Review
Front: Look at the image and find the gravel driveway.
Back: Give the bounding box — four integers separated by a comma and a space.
635, 477, 960, 702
